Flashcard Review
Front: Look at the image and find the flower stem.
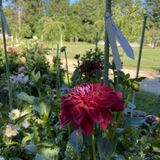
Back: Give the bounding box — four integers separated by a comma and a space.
103, 0, 112, 84
124, 89, 132, 107
64, 50, 70, 87
92, 130, 96, 160
1, 7, 12, 110
67, 124, 70, 136
77, 155, 81, 160
56, 44, 61, 97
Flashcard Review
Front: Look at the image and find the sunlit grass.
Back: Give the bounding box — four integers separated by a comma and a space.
48, 42, 160, 71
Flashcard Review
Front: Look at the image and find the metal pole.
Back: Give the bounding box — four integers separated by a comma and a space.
132, 14, 147, 104
0, 1, 12, 109
136, 14, 147, 78
104, 0, 112, 84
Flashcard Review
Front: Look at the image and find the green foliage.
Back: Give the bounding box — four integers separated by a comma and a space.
135, 92, 160, 116
145, 0, 160, 40
4, 0, 148, 42
71, 48, 103, 85
112, 1, 143, 42
97, 138, 117, 160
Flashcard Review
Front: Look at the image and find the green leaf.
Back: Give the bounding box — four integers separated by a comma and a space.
35, 71, 41, 82
124, 117, 145, 128
133, 77, 146, 82
35, 154, 42, 160
116, 128, 125, 138
32, 70, 41, 83
114, 154, 125, 160
35, 148, 59, 160
33, 101, 49, 118
22, 133, 33, 146
25, 143, 37, 155
68, 131, 83, 154
16, 92, 35, 104
71, 68, 81, 85
97, 138, 117, 160
131, 81, 140, 91
125, 73, 130, 80
39, 102, 48, 117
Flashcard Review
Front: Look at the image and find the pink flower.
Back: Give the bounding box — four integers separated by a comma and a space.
60, 83, 124, 136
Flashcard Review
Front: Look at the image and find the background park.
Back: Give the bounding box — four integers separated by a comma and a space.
0, 0, 160, 159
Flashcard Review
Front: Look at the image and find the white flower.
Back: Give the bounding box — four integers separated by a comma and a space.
9, 109, 21, 120
4, 124, 19, 137
0, 156, 5, 160
22, 120, 30, 129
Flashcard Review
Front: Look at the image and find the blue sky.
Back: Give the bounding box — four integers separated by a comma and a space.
70, 0, 76, 4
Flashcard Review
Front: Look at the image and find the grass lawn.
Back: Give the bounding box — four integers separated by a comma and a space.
50, 42, 160, 71
135, 91, 160, 116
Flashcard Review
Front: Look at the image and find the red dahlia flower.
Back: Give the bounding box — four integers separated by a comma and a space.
60, 83, 124, 136
79, 60, 102, 75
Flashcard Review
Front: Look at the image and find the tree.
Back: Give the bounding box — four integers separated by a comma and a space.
36, 16, 65, 49
144, 0, 160, 40
112, 0, 143, 42
71, 0, 105, 41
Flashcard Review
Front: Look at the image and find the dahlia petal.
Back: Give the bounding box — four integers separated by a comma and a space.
109, 92, 124, 112
86, 107, 102, 123
60, 106, 72, 127
80, 114, 93, 136
100, 110, 113, 129
71, 106, 85, 125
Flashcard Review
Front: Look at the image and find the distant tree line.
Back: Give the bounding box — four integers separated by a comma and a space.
3, 0, 160, 43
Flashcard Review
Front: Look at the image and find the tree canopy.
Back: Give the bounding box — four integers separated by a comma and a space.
3, 0, 160, 42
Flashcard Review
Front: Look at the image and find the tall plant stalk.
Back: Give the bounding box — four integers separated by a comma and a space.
64, 49, 70, 87
0, 1, 12, 109
60, 47, 71, 136
104, 0, 112, 84
56, 44, 61, 96
95, 32, 99, 49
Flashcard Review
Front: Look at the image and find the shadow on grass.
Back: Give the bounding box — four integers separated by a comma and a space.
135, 91, 160, 116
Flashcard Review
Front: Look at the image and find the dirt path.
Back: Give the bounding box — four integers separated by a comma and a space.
46, 56, 160, 94
122, 69, 160, 95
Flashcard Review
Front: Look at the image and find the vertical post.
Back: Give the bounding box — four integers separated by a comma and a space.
104, 0, 112, 84
132, 14, 147, 104
136, 14, 147, 78
0, 1, 12, 109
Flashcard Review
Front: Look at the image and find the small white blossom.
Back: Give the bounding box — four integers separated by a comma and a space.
4, 124, 19, 137
22, 120, 30, 129
9, 109, 21, 120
